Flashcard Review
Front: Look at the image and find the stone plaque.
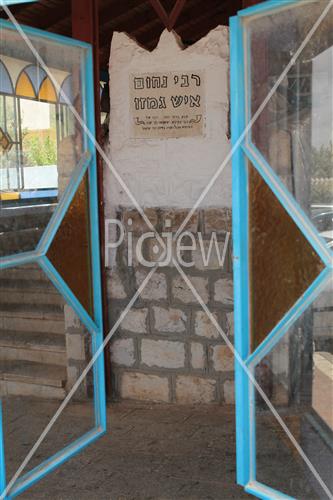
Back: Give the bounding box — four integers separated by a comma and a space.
130, 71, 205, 139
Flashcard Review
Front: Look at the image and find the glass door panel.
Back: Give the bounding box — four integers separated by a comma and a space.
246, 0, 333, 248
255, 279, 333, 498
0, 18, 105, 499
231, 1, 333, 498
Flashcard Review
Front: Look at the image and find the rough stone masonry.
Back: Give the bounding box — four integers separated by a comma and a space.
105, 26, 234, 404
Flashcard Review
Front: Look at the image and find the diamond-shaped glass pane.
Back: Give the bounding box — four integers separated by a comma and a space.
248, 163, 324, 351
0, 263, 95, 488
0, 24, 87, 258
254, 277, 333, 498
246, 1, 333, 249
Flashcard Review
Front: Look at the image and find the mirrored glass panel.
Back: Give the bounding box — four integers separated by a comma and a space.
246, 1, 333, 247
0, 24, 87, 257
0, 264, 96, 488
255, 277, 333, 498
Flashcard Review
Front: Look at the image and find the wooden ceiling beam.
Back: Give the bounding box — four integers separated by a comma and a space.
37, 3, 71, 30
177, 1, 227, 33
126, 14, 162, 38
99, 4, 158, 44
99, 0, 147, 28
184, 16, 229, 42
117, 0, 198, 40
137, 0, 221, 47
147, 1, 227, 47
98, 3, 152, 37
0, 1, 71, 31
168, 0, 187, 30
100, 0, 236, 52
148, 0, 187, 30
127, 0, 197, 48
0, 3, 29, 18
177, 0, 226, 28
148, 0, 169, 29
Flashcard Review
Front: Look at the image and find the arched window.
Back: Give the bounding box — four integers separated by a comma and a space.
0, 58, 74, 193
0, 59, 20, 188
16, 71, 36, 98
39, 76, 57, 103
16, 65, 50, 100
59, 75, 73, 105
24, 65, 46, 95
16, 65, 58, 104
0, 60, 14, 95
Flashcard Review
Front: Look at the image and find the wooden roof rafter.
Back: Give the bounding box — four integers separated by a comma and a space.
0, 0, 261, 70
148, 0, 187, 30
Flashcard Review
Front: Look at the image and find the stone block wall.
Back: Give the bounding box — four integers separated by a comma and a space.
104, 26, 234, 404
107, 207, 235, 404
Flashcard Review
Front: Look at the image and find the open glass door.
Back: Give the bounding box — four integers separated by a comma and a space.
231, 1, 333, 498
0, 16, 106, 499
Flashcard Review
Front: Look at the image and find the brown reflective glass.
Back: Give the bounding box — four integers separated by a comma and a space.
47, 173, 93, 317
249, 163, 324, 350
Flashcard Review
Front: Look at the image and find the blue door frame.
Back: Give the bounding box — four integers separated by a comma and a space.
0, 19, 106, 499
230, 1, 333, 499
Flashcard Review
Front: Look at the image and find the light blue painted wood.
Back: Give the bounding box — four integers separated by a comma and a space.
8, 427, 105, 498
230, 14, 252, 488
245, 481, 296, 500
83, 46, 107, 430
0, 404, 6, 499
0, 251, 40, 271
38, 256, 99, 336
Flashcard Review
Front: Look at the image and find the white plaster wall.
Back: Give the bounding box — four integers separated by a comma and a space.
105, 27, 231, 211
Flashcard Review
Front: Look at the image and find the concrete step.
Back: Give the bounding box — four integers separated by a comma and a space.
0, 302, 63, 314
0, 258, 68, 400
0, 208, 52, 233
0, 360, 66, 400
0, 264, 48, 282
0, 227, 44, 256
0, 330, 66, 366
0, 283, 64, 307
0, 308, 65, 335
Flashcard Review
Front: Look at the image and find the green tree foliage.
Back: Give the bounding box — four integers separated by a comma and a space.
23, 134, 57, 166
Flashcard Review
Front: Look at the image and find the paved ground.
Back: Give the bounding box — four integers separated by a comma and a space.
1, 398, 323, 499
